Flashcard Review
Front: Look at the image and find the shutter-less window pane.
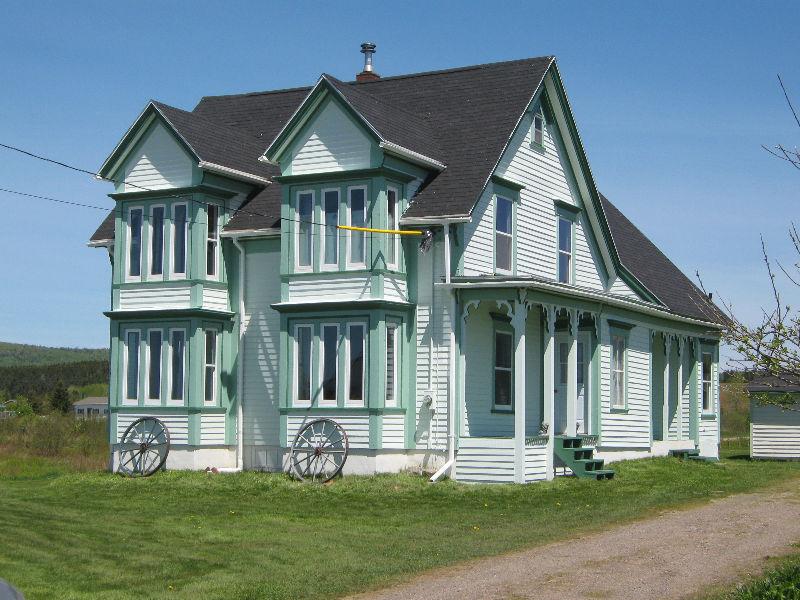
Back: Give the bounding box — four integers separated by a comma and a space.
322, 325, 338, 402
350, 188, 366, 263
559, 342, 568, 385
204, 330, 217, 404
611, 335, 626, 408
148, 330, 162, 400
126, 331, 139, 400
173, 204, 187, 274
206, 205, 218, 276
702, 352, 713, 411
386, 324, 397, 406
151, 207, 164, 275
534, 113, 544, 146
349, 325, 365, 402
494, 331, 513, 408
170, 330, 185, 401
296, 326, 311, 403
495, 197, 513, 272
129, 209, 143, 277
298, 193, 313, 268
324, 190, 339, 266
387, 188, 398, 266
558, 217, 572, 283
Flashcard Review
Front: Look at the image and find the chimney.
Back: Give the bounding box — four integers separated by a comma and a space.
356, 42, 380, 82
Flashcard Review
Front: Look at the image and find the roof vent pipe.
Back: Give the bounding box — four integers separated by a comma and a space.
356, 42, 380, 82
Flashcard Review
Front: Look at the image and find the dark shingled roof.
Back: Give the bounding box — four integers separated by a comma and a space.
90, 210, 116, 243
600, 194, 726, 324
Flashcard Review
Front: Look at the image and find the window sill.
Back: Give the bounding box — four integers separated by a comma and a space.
491, 408, 514, 415
530, 143, 546, 154
701, 413, 717, 420
609, 407, 629, 414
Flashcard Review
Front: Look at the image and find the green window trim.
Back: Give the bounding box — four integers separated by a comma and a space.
492, 317, 514, 413
609, 324, 630, 411
491, 181, 520, 276
530, 108, 546, 152
556, 206, 577, 285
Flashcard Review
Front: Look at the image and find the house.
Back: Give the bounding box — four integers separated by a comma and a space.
89, 46, 726, 482
749, 375, 800, 459
73, 397, 109, 419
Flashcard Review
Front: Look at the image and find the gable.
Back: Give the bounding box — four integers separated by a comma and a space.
119, 120, 194, 192
284, 96, 375, 176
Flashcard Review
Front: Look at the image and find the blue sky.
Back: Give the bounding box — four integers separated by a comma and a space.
0, 1, 797, 356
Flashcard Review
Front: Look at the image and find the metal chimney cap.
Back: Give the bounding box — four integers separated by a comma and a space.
360, 42, 377, 54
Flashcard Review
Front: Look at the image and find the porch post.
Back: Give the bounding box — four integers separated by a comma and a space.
566, 309, 578, 437
512, 297, 528, 484
543, 305, 557, 481
663, 334, 672, 440
677, 336, 685, 441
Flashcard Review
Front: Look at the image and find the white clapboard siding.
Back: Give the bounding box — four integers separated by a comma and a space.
200, 413, 227, 445
608, 277, 639, 299
242, 240, 281, 448
123, 121, 193, 191
383, 275, 408, 302
752, 424, 800, 458
600, 324, 651, 448
203, 287, 229, 312
462, 105, 606, 292
286, 415, 370, 449
289, 100, 372, 175
462, 303, 542, 438
119, 286, 191, 310
455, 437, 515, 484
288, 274, 371, 302
525, 444, 548, 482
382, 414, 405, 449
116, 413, 189, 444
414, 239, 450, 450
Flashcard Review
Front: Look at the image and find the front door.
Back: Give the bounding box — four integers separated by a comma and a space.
554, 334, 589, 435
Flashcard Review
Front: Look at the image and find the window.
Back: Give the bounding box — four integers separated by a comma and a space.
128, 207, 143, 277
125, 330, 140, 402
322, 190, 339, 268
204, 330, 218, 405
147, 330, 162, 401
494, 330, 513, 410
321, 324, 338, 405
297, 191, 314, 269
532, 111, 545, 148
347, 323, 365, 405
495, 196, 513, 273
170, 330, 185, 403
386, 187, 399, 267
294, 325, 312, 405
206, 204, 219, 277
702, 352, 713, 412
348, 187, 366, 265
559, 342, 568, 385
610, 334, 627, 409
558, 217, 573, 284
150, 206, 165, 276
386, 323, 398, 407
172, 203, 187, 276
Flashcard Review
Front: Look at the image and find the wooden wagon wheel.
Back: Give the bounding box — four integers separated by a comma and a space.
290, 418, 349, 482
117, 417, 170, 477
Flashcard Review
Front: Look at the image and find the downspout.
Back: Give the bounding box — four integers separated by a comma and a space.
219, 236, 246, 472
430, 224, 457, 481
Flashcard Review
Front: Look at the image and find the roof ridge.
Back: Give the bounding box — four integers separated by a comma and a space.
196, 84, 313, 103
323, 73, 434, 124
154, 100, 267, 148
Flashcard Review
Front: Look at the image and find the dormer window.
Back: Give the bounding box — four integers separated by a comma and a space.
206, 204, 219, 277
532, 111, 545, 150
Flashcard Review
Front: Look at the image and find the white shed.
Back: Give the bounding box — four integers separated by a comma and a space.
73, 397, 109, 419
749, 378, 800, 460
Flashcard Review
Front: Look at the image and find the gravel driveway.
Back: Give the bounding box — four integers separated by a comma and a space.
350, 484, 800, 600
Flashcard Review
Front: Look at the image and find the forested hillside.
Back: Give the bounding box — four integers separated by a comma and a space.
0, 342, 107, 368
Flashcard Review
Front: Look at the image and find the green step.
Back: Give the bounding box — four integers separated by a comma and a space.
575, 458, 604, 472
557, 436, 583, 449
553, 435, 614, 481
592, 470, 615, 480
669, 449, 700, 459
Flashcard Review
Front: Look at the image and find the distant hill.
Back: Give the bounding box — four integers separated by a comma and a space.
0, 342, 108, 368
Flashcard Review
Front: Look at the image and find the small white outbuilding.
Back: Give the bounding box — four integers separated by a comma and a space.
73, 397, 109, 419
749, 377, 800, 460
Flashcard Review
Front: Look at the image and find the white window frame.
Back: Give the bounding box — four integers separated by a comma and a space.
320, 188, 340, 271
170, 202, 188, 279
493, 329, 514, 411
203, 329, 219, 406
610, 333, 627, 409
347, 185, 368, 268
494, 195, 513, 275
148, 204, 166, 280
385, 322, 399, 407
557, 216, 573, 284
532, 110, 545, 149
345, 322, 366, 407
145, 329, 163, 406
167, 328, 187, 406
319, 323, 339, 407
122, 329, 141, 406
293, 324, 313, 407
701, 351, 714, 413
206, 203, 220, 280
294, 190, 315, 272
126, 206, 144, 282
386, 186, 399, 269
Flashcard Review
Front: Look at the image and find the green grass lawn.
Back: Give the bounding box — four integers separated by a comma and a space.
707, 550, 800, 599
1, 444, 797, 600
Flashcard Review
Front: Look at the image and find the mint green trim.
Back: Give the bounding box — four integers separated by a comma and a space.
280, 407, 406, 415
701, 413, 717, 420
105, 309, 234, 320
272, 299, 412, 313
554, 199, 581, 214
610, 407, 629, 414
274, 166, 416, 185
491, 174, 525, 192
689, 344, 700, 444
110, 405, 227, 414
555, 207, 577, 285
591, 329, 601, 439
109, 185, 238, 202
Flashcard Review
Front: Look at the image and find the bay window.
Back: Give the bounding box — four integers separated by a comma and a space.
204, 330, 218, 405
321, 324, 338, 406
348, 187, 366, 265
322, 189, 339, 268
297, 191, 314, 269
147, 330, 162, 401
347, 323, 365, 405
128, 207, 143, 278
385, 323, 398, 407
169, 329, 185, 404
172, 203, 187, 276
206, 204, 219, 277
294, 325, 312, 405
125, 330, 140, 402
150, 206, 165, 276
386, 187, 398, 267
